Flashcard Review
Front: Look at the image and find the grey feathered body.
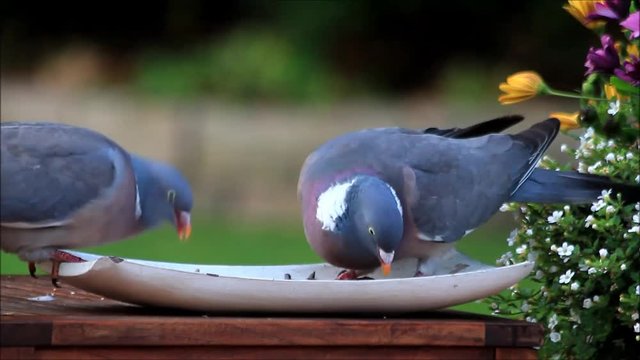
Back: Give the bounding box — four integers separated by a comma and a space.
298, 120, 557, 268
0, 122, 141, 262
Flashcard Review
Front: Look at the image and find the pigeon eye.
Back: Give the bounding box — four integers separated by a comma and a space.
368, 227, 375, 236
167, 189, 176, 203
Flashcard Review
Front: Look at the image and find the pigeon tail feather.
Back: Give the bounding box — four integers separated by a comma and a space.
511, 168, 640, 204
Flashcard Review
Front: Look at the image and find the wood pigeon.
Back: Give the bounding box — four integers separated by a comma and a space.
0, 121, 193, 286
297, 116, 640, 279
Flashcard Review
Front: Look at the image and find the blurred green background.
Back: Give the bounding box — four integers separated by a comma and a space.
1, 0, 587, 314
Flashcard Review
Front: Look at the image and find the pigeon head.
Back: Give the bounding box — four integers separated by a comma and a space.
317, 175, 404, 274
130, 155, 193, 239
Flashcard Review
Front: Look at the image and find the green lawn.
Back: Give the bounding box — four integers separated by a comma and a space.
0, 215, 516, 315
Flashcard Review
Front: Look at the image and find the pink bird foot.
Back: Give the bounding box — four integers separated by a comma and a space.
28, 250, 86, 287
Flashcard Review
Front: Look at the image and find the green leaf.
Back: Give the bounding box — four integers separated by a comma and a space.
610, 76, 640, 96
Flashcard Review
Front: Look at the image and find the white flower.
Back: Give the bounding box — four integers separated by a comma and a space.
521, 301, 530, 313
578, 162, 587, 173
549, 332, 562, 343
548, 314, 558, 329
497, 252, 513, 266
550, 265, 559, 273
605, 153, 616, 162
525, 316, 537, 323
635, 323, 640, 333
607, 99, 620, 115
599, 248, 608, 258
587, 162, 602, 174
629, 225, 640, 234
636, 203, 640, 211
499, 203, 511, 212
506, 229, 517, 246
605, 205, 616, 214
617, 154, 625, 161
563, 205, 570, 212
633, 214, 639, 224
556, 242, 574, 258
636, 175, 640, 184
583, 298, 593, 309
636, 285, 639, 295
570, 282, 580, 291
588, 267, 597, 275
599, 189, 612, 201
548, 210, 563, 224
516, 244, 528, 255
581, 127, 595, 141
559, 269, 575, 284
535, 270, 544, 279
621, 263, 627, 271
560, 144, 568, 153
550, 244, 558, 251
626, 152, 634, 160
607, 139, 616, 148
591, 200, 606, 212
633, 312, 639, 321
526, 229, 534, 236
585, 215, 596, 228
593, 295, 600, 303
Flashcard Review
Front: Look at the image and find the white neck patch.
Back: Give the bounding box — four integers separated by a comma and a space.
135, 184, 142, 219
385, 183, 403, 216
316, 178, 357, 231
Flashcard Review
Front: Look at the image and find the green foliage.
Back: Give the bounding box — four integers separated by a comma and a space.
489, 1, 640, 358
133, 28, 345, 102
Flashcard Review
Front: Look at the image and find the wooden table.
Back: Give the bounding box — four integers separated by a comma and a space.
0, 275, 542, 359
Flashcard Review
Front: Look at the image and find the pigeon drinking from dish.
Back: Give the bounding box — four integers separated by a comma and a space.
297, 116, 639, 279
1, 121, 193, 286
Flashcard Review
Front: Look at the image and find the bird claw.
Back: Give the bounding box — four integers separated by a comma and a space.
336, 269, 372, 280
26, 250, 86, 288
28, 262, 37, 278
336, 270, 358, 280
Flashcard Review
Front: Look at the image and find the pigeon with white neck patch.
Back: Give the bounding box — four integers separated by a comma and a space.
298, 116, 639, 279
1, 121, 193, 286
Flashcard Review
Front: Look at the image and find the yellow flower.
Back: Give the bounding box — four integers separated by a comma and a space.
498, 71, 548, 105
604, 84, 617, 99
563, 1, 603, 29
604, 83, 629, 101
627, 43, 639, 59
550, 111, 581, 131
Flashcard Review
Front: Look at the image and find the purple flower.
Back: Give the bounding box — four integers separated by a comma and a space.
621, 11, 640, 39
614, 56, 640, 86
588, 0, 630, 21
585, 35, 620, 75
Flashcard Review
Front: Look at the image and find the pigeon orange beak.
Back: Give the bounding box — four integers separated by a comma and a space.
378, 248, 394, 276
176, 211, 191, 241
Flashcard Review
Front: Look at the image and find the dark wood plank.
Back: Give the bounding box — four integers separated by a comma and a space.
0, 320, 52, 346
485, 321, 543, 347
495, 347, 538, 360
1, 347, 35, 360
2, 346, 495, 360
1, 275, 542, 350
44, 317, 484, 346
